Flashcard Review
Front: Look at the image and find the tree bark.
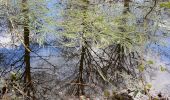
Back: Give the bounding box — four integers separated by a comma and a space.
76, 0, 88, 96
76, 46, 86, 96
22, 0, 33, 99
124, 0, 130, 13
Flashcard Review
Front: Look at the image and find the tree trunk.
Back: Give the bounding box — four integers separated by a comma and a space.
124, 0, 130, 13
77, 46, 86, 96
76, 0, 88, 96
22, 0, 33, 99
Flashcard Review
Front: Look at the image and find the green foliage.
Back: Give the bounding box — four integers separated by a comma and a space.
6, 0, 55, 45
133, 90, 139, 97
104, 90, 110, 97
10, 71, 22, 82
10, 72, 17, 81
145, 83, 152, 89
160, 65, 166, 72
59, 4, 113, 47
59, 1, 148, 52
147, 60, 154, 65
138, 64, 145, 72
160, 2, 170, 8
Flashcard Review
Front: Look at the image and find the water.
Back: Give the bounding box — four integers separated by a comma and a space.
0, 0, 170, 96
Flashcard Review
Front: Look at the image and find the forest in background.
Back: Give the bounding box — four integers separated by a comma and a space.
0, 0, 170, 100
